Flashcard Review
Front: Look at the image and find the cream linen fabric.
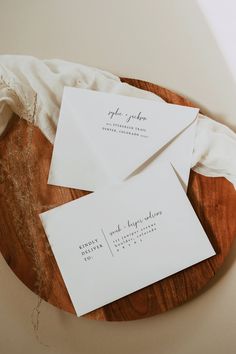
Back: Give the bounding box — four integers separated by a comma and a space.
0, 55, 235, 187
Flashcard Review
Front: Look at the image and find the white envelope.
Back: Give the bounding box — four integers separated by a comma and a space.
48, 87, 199, 192
41, 161, 215, 316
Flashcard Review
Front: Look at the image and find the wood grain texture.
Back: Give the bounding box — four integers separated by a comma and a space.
0, 78, 235, 321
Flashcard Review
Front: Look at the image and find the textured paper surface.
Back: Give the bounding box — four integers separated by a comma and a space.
48, 88, 199, 191
41, 162, 215, 316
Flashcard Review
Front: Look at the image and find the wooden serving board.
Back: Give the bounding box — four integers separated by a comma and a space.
0, 78, 235, 321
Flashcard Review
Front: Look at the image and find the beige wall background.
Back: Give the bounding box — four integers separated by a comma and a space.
0, 1, 236, 353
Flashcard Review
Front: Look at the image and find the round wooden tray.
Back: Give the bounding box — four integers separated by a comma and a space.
0, 78, 235, 321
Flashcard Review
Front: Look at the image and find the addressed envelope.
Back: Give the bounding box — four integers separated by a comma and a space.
48, 87, 199, 192
40, 162, 215, 316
